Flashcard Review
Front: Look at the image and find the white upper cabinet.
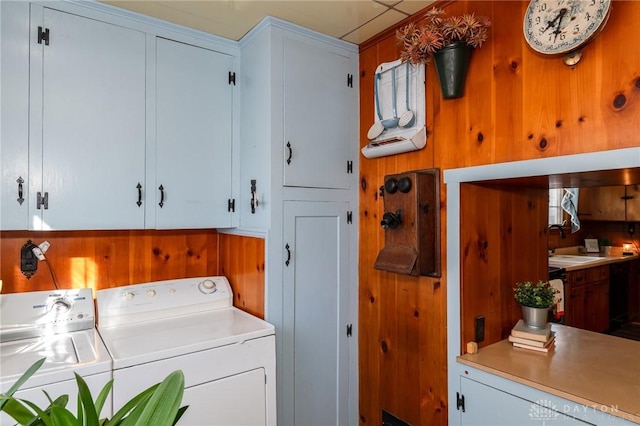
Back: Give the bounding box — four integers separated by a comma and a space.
283, 38, 354, 190
154, 38, 236, 229
1, 2, 239, 230
1, 1, 30, 230
29, 6, 146, 230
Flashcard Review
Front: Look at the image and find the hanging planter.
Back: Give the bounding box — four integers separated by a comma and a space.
433, 42, 472, 99
396, 8, 491, 100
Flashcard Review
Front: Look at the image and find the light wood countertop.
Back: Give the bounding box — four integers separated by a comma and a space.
458, 324, 640, 423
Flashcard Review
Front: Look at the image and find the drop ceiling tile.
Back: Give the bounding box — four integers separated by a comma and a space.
393, 0, 435, 16
342, 8, 407, 45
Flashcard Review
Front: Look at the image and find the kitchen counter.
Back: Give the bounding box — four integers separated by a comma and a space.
549, 248, 638, 272
458, 324, 640, 423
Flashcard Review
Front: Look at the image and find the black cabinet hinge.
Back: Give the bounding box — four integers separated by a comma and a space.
228, 198, 235, 212
346, 324, 353, 337
38, 27, 50, 45
228, 71, 236, 86
347, 74, 353, 88
347, 161, 353, 174
456, 392, 465, 412
347, 211, 353, 224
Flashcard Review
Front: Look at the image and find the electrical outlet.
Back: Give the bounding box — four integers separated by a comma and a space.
20, 240, 38, 279
475, 315, 485, 343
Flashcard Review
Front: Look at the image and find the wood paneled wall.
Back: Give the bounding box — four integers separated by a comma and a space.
0, 230, 265, 317
358, 1, 640, 425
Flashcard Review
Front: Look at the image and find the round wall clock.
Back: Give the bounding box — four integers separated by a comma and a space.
523, 0, 611, 64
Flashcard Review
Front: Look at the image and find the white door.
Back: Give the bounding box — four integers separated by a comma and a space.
29, 6, 146, 230
155, 37, 234, 229
460, 377, 591, 425
1, 1, 30, 230
283, 38, 353, 190
282, 201, 351, 425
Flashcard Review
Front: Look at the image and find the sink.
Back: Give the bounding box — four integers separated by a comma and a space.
548, 255, 603, 267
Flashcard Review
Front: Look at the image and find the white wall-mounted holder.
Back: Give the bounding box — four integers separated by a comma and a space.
362, 59, 426, 159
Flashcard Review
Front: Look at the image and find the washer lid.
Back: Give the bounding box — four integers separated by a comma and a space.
0, 329, 112, 393
98, 307, 274, 369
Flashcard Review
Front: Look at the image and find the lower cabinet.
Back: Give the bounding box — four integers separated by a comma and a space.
281, 200, 352, 426
461, 377, 590, 425
565, 266, 609, 332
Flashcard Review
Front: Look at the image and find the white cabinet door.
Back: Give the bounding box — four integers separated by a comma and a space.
283, 38, 354, 190
1, 1, 30, 230
460, 377, 590, 425
29, 6, 146, 230
282, 201, 351, 426
155, 38, 234, 229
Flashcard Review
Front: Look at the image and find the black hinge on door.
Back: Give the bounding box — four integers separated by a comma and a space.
347, 161, 353, 174
228, 71, 236, 86
228, 198, 235, 212
347, 211, 353, 224
38, 27, 50, 45
347, 74, 353, 88
346, 324, 353, 337
36, 192, 49, 210
456, 392, 465, 412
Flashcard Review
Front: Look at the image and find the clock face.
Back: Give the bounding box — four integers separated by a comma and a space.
523, 0, 611, 55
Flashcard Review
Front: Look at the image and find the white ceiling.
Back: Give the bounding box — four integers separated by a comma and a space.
102, 0, 435, 45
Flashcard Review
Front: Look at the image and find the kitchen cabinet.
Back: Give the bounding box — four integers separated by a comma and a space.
282, 201, 351, 426
153, 37, 236, 229
460, 377, 590, 425
237, 18, 358, 426
28, 5, 147, 230
628, 260, 640, 322
2, 2, 239, 230
578, 185, 640, 221
1, 1, 30, 230
564, 265, 609, 332
283, 38, 353, 190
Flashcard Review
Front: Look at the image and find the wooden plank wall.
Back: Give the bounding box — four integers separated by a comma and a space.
0, 230, 265, 317
358, 1, 640, 425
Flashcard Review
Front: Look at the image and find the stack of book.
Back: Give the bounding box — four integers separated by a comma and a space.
509, 319, 555, 353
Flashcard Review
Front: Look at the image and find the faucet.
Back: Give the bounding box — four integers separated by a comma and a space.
549, 224, 565, 239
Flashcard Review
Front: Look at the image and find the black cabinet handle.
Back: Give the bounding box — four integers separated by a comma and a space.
286, 142, 292, 165
285, 243, 291, 266
136, 183, 142, 207
17, 177, 24, 205
158, 184, 165, 208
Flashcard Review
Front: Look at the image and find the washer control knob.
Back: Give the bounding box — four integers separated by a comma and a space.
198, 279, 217, 294
147, 289, 157, 297
52, 298, 71, 313
122, 291, 135, 300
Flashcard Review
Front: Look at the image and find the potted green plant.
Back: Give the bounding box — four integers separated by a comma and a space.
0, 358, 187, 426
513, 280, 557, 329
598, 237, 613, 256
396, 7, 491, 99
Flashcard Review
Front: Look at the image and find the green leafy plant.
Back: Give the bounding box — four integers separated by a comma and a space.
513, 280, 557, 309
396, 7, 491, 64
0, 358, 187, 426
598, 237, 612, 246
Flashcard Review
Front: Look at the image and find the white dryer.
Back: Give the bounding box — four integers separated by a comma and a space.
96, 276, 276, 426
0, 288, 113, 423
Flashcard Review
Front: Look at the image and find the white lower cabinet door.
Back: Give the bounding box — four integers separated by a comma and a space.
30, 6, 146, 230
460, 377, 590, 425
282, 200, 351, 426
155, 37, 234, 229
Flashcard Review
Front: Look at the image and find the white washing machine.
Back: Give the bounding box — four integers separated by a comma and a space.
0, 288, 113, 423
96, 276, 276, 426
